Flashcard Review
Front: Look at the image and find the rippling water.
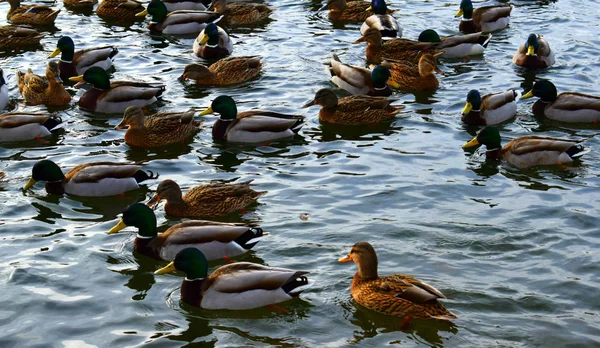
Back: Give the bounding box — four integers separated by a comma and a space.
1, 0, 600, 346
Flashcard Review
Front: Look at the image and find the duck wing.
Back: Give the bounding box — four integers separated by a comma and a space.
67, 162, 141, 183
552, 93, 600, 111
0, 112, 52, 128
507, 136, 584, 155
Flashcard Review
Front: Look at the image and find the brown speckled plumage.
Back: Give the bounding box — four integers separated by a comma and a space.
356, 28, 443, 65
380, 53, 441, 91
322, 0, 391, 22
0, 25, 43, 49
182, 56, 262, 86
5, 0, 60, 25
17, 62, 71, 106
96, 0, 144, 20
211, 0, 273, 26
63, 0, 98, 9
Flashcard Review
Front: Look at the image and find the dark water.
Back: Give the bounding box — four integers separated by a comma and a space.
1, 0, 600, 346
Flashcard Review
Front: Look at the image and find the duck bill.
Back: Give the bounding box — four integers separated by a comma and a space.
199, 34, 209, 45
461, 101, 472, 115
49, 48, 61, 58
353, 36, 366, 44
365, 5, 372, 11
147, 194, 162, 207
69, 75, 84, 83
135, 9, 148, 17
521, 90, 534, 100
155, 261, 176, 275
462, 136, 480, 149
108, 219, 127, 235
387, 78, 400, 89
526, 45, 535, 56
199, 106, 213, 116
23, 177, 37, 190
302, 99, 316, 108
338, 254, 352, 263
455, 9, 464, 17
179, 73, 188, 80
114, 121, 127, 130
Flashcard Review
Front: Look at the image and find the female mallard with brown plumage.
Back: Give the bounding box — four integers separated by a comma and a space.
23, 160, 158, 196
328, 54, 398, 96
3, 0, 60, 25
181, 56, 262, 86
0, 25, 44, 50
461, 89, 519, 126
17, 61, 72, 107
209, 0, 273, 26
115, 106, 202, 148
63, 0, 98, 9
455, 0, 511, 34
135, 0, 221, 35
108, 203, 268, 261
155, 248, 313, 309
0, 112, 62, 142
462, 126, 590, 168
303, 88, 404, 125
49, 36, 119, 81
193, 23, 233, 59
418, 29, 491, 59
96, 0, 145, 20
512, 34, 555, 69
376, 52, 442, 91
339, 242, 457, 321
320, 0, 390, 22
147, 179, 266, 218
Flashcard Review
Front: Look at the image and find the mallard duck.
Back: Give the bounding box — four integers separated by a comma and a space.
3, 0, 60, 25
360, 0, 400, 39
328, 54, 398, 96
376, 53, 442, 91
181, 56, 262, 86
17, 61, 72, 107
462, 127, 590, 168
0, 25, 44, 50
63, 0, 98, 9
135, 0, 221, 35
155, 248, 312, 309
115, 106, 203, 148
69, 67, 165, 114
96, 0, 145, 20
162, 0, 210, 11
303, 88, 404, 125
512, 34, 554, 69
23, 160, 158, 196
461, 89, 519, 126
209, 0, 273, 26
521, 80, 600, 123
339, 242, 457, 321
455, 0, 511, 34
199, 95, 305, 143
0, 68, 7, 110
320, 0, 384, 22
192, 23, 233, 59
418, 29, 491, 59
0, 112, 62, 142
147, 179, 266, 218
49, 36, 119, 81
108, 203, 268, 261
354, 27, 443, 65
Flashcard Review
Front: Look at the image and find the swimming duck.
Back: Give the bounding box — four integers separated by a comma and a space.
521, 80, 600, 123
108, 203, 268, 261
49, 36, 119, 81
69, 67, 165, 114
136, 0, 221, 35
328, 54, 398, 96
115, 106, 203, 148
17, 61, 72, 107
512, 34, 555, 69
0, 25, 44, 50
355, 27, 443, 65
147, 179, 266, 218
455, 0, 511, 34
339, 242, 457, 321
181, 56, 262, 86
461, 89, 519, 126
155, 248, 313, 309
193, 23, 233, 59
63, 0, 98, 9
0, 68, 7, 110
303, 88, 404, 125
209, 0, 273, 26
0, 112, 62, 142
320, 0, 384, 22
162, 0, 210, 11
96, 0, 145, 20
462, 127, 589, 168
4, 0, 60, 25
23, 160, 158, 196
360, 0, 400, 39
376, 52, 442, 91
418, 29, 491, 59
199, 95, 305, 143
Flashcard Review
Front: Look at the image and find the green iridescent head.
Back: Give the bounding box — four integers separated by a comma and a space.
108, 203, 157, 238
463, 126, 502, 150
155, 248, 208, 280
200, 95, 238, 120
418, 29, 442, 43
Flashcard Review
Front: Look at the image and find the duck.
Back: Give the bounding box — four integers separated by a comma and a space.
320, 0, 387, 22
339, 242, 457, 321
147, 179, 267, 218
328, 54, 398, 96
455, 0, 511, 34
23, 160, 159, 196
354, 27, 443, 65
69, 67, 166, 114
17, 61, 72, 107
209, 0, 273, 26
161, 0, 210, 11
199, 95, 305, 143
521, 80, 600, 123
418, 29, 491, 59
360, 0, 400, 39
303, 88, 404, 126
461, 89, 519, 126
4, 0, 60, 25
63, 0, 98, 9
0, 25, 44, 50
154, 248, 313, 309
462, 126, 590, 168
193, 23, 233, 59
108, 203, 268, 261
376, 52, 442, 91
0, 68, 7, 110
181, 56, 262, 86
0, 112, 62, 142
49, 36, 119, 81
96, 0, 145, 20
512, 34, 555, 69
115, 105, 203, 148
135, 0, 221, 35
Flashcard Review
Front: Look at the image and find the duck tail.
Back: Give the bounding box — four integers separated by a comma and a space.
236, 228, 269, 249
481, 33, 492, 48
290, 116, 306, 134
109, 47, 119, 60
133, 169, 160, 183
48, 9, 61, 20
282, 273, 313, 297
567, 144, 590, 159
43, 115, 63, 132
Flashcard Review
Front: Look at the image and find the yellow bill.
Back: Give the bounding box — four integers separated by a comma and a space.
527, 45, 535, 56
69, 75, 84, 82
155, 261, 177, 275
199, 34, 209, 45
461, 101, 472, 115
49, 47, 61, 58
135, 9, 148, 17
455, 9, 464, 17
365, 5, 372, 11
23, 177, 37, 190
521, 90, 534, 99
108, 219, 127, 235
199, 106, 213, 116
462, 136, 480, 149
387, 78, 400, 89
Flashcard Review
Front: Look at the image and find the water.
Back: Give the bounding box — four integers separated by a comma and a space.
1, 0, 600, 346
